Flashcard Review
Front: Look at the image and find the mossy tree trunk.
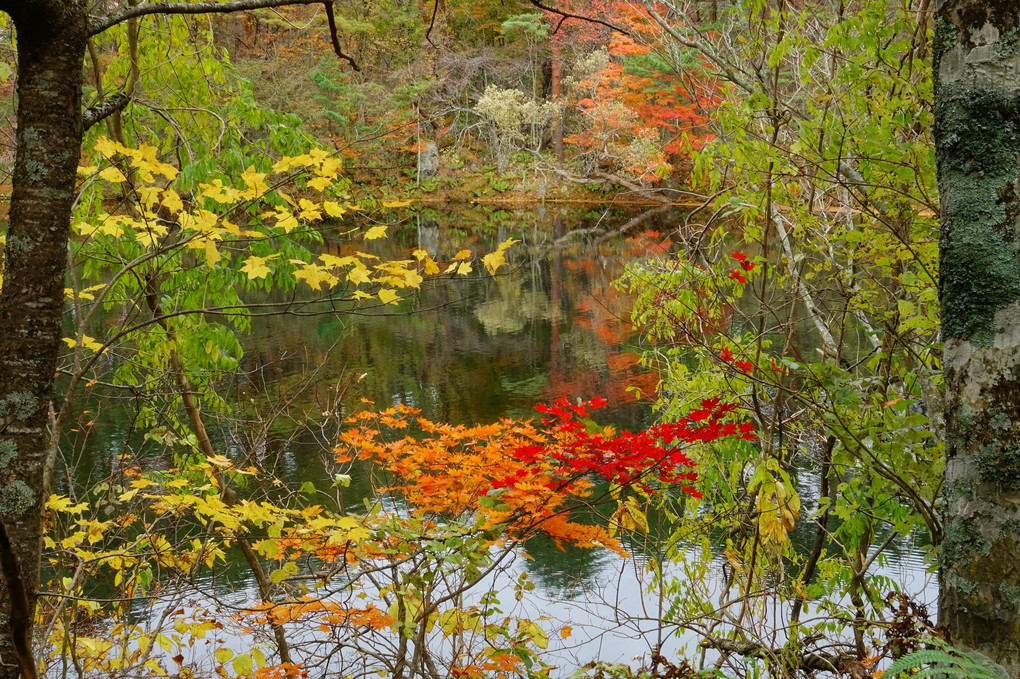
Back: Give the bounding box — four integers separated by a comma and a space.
935, 1, 1020, 672
0, 3, 88, 677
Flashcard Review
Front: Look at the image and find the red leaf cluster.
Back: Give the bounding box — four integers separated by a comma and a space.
495, 396, 755, 497
728, 251, 756, 283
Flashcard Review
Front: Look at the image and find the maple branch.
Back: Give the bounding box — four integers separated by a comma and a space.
89, 0, 322, 36
526, 0, 630, 36
323, 1, 359, 70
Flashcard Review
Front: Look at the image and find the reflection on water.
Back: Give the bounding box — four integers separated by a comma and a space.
238, 208, 665, 433
230, 206, 670, 597
63, 204, 936, 671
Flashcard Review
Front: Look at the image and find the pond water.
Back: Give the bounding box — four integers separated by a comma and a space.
64, 203, 937, 674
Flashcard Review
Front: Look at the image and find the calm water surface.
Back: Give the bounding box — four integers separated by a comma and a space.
67, 204, 936, 672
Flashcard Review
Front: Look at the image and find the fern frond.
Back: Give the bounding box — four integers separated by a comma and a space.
885, 641, 1007, 679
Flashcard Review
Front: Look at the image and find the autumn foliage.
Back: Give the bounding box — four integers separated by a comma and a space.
561, 2, 721, 180
339, 396, 754, 551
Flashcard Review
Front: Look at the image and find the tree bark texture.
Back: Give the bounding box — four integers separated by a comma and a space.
0, 3, 88, 677
935, 1, 1020, 674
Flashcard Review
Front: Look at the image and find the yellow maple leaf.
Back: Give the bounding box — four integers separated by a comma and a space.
319, 157, 342, 177
47, 494, 90, 514
298, 198, 322, 221
482, 250, 507, 275
378, 288, 400, 305
134, 222, 168, 248
293, 263, 338, 290
178, 209, 218, 234
198, 179, 242, 205
348, 266, 372, 286
402, 268, 424, 288
85, 520, 109, 544
93, 136, 125, 158
241, 254, 278, 280
134, 165, 155, 183
453, 249, 472, 260
482, 237, 520, 274
137, 186, 161, 209
273, 154, 311, 173
351, 290, 373, 300
364, 225, 387, 240
323, 201, 346, 218
202, 239, 221, 268
161, 189, 184, 214
273, 210, 299, 234
456, 261, 473, 276
99, 166, 126, 183
240, 165, 269, 199
320, 254, 358, 268
307, 176, 332, 192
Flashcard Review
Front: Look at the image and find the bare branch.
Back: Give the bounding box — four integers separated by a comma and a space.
88, 0, 322, 37
425, 0, 440, 48
526, 0, 630, 36
699, 637, 862, 676
323, 1, 359, 70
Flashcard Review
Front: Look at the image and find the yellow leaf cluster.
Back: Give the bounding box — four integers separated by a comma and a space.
74, 141, 524, 312
93, 136, 178, 182
241, 253, 280, 280
62, 335, 106, 354
482, 238, 520, 275
756, 480, 801, 546
47, 494, 90, 514
273, 147, 344, 195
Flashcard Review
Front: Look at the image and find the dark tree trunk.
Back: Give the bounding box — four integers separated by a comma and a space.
0, 3, 88, 676
935, 1, 1020, 674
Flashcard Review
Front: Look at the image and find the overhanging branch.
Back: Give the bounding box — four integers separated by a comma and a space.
323, 1, 359, 70
82, 93, 131, 131
89, 0, 323, 37
526, 0, 629, 36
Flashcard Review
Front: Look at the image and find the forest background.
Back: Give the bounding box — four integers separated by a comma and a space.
0, 1, 1002, 679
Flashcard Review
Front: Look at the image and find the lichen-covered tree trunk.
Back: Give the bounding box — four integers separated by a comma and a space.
935, 1, 1020, 673
0, 3, 88, 677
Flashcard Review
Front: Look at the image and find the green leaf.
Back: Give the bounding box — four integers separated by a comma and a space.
518, 619, 548, 649
233, 653, 253, 676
